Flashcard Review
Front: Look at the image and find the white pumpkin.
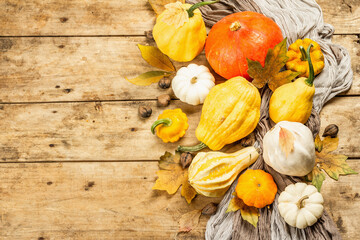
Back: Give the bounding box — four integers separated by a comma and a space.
278, 183, 324, 229
172, 63, 215, 105
263, 121, 315, 176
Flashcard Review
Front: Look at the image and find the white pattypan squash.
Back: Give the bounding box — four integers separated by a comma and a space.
172, 64, 215, 105
278, 183, 324, 229
263, 121, 315, 176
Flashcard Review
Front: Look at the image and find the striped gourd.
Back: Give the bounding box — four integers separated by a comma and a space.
188, 147, 259, 197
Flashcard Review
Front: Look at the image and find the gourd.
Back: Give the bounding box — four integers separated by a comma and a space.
188, 147, 259, 197
151, 108, 188, 143
178, 77, 261, 152
235, 169, 277, 208
172, 64, 215, 105
205, 11, 283, 80
269, 44, 315, 124
153, 1, 217, 62
263, 121, 315, 176
278, 183, 324, 229
286, 38, 324, 77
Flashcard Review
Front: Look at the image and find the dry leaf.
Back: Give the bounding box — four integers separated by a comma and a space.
160, 2, 189, 28
178, 209, 202, 233
279, 127, 294, 157
125, 71, 171, 86
247, 38, 300, 92
148, 0, 185, 15
137, 44, 175, 72
307, 135, 357, 191
153, 151, 197, 203
226, 193, 259, 228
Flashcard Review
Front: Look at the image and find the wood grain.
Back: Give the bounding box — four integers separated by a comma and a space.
0, 0, 359, 36
0, 97, 358, 162
1, 35, 359, 103
0, 161, 358, 239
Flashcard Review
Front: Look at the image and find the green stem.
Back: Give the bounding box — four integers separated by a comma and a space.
151, 118, 172, 135
177, 142, 207, 152
300, 46, 307, 61
187, 0, 219, 18
299, 44, 315, 86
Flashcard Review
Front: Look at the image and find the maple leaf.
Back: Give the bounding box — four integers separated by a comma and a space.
178, 209, 202, 233
247, 38, 300, 92
307, 135, 357, 191
153, 151, 197, 203
148, 0, 185, 15
279, 127, 294, 157
226, 193, 259, 228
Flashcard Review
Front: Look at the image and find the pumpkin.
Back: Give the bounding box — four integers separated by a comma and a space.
235, 169, 277, 208
205, 11, 283, 80
263, 121, 315, 176
188, 147, 259, 197
153, 1, 217, 62
269, 44, 315, 124
172, 64, 215, 105
178, 76, 261, 152
278, 183, 324, 229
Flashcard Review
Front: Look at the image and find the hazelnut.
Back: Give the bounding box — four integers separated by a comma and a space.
202, 203, 218, 215
180, 152, 193, 169
158, 78, 171, 89
138, 105, 152, 118
322, 124, 339, 138
157, 94, 171, 107
144, 30, 153, 40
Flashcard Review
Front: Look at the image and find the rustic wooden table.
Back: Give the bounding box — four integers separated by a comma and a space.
0, 0, 359, 239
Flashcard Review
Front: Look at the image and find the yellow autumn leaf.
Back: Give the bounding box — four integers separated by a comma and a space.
125, 71, 171, 86
226, 193, 259, 228
279, 127, 294, 157
307, 135, 357, 191
148, 0, 185, 15
137, 44, 175, 72
247, 38, 300, 92
181, 171, 197, 204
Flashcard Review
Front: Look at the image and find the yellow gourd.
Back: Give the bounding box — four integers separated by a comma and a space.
178, 77, 261, 151
269, 44, 315, 124
152, 1, 217, 62
188, 147, 259, 197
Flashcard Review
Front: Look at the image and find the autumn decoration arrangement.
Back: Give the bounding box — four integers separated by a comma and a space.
126, 0, 357, 236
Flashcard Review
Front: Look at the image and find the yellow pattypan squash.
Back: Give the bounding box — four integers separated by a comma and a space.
270, 44, 315, 124
151, 108, 188, 143
286, 38, 324, 77
153, 1, 217, 62
178, 77, 261, 151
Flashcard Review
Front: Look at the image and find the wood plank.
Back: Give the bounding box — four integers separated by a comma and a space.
0, 0, 359, 36
1, 35, 359, 103
0, 161, 359, 239
0, 97, 358, 162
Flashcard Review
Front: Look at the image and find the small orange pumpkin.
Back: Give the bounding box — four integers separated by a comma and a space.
235, 169, 277, 208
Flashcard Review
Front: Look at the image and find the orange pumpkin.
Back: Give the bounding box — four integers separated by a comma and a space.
235, 169, 277, 208
205, 11, 283, 80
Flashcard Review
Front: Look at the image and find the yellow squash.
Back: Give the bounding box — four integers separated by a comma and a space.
152, 1, 217, 62
188, 147, 259, 197
270, 44, 315, 124
178, 77, 261, 151
286, 38, 324, 77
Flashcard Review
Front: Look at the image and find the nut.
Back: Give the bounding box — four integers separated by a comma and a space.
240, 133, 255, 147
202, 203, 218, 215
157, 94, 171, 107
138, 105, 152, 118
158, 78, 171, 89
144, 30, 153, 40
180, 152, 193, 169
322, 124, 339, 138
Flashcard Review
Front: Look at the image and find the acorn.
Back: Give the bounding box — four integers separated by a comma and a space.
138, 105, 152, 119
322, 124, 339, 138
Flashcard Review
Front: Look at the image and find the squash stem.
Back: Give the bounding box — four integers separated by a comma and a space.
151, 118, 172, 135
177, 142, 207, 152
300, 46, 307, 61
187, 0, 219, 18
296, 195, 309, 209
300, 44, 315, 86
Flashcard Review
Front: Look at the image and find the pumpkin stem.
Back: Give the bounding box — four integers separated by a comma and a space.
300, 44, 315, 86
191, 76, 198, 84
296, 195, 309, 209
230, 21, 241, 31
177, 142, 207, 152
151, 118, 172, 135
300, 45, 307, 61
187, 0, 219, 18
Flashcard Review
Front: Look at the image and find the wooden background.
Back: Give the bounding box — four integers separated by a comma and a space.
0, 0, 359, 239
